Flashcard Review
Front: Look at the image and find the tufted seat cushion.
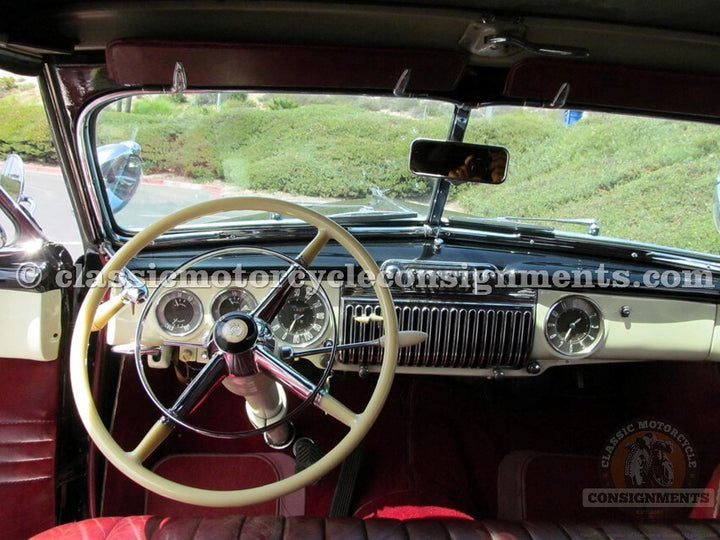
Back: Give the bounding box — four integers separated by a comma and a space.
31, 515, 720, 539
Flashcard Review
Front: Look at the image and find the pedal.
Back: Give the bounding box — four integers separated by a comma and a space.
329, 445, 363, 517
293, 437, 324, 475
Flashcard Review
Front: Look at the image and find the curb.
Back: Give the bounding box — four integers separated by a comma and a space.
22, 162, 228, 196
142, 176, 227, 196
24, 163, 62, 174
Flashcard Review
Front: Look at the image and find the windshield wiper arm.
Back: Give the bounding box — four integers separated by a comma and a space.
324, 187, 418, 221
327, 210, 418, 223
369, 187, 415, 214
498, 216, 600, 236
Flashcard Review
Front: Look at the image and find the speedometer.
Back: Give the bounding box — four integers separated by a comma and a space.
155, 289, 204, 336
271, 284, 329, 346
211, 287, 257, 320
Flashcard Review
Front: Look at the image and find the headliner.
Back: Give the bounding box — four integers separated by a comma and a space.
5, 1, 720, 119
3, 1, 720, 53
4, 1, 720, 36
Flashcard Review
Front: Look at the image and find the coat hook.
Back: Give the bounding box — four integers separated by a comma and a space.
549, 82, 570, 109
171, 62, 187, 93
393, 68, 411, 97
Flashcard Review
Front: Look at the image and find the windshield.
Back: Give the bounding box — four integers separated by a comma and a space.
451, 106, 720, 256
92, 92, 453, 230
92, 95, 720, 257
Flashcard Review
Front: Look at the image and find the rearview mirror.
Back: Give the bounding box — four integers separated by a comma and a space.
409, 139, 509, 184
0, 153, 35, 216
0, 154, 25, 202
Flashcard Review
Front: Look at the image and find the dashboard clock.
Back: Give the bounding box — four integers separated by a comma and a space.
211, 287, 257, 320
155, 289, 204, 336
545, 295, 604, 357
271, 284, 329, 346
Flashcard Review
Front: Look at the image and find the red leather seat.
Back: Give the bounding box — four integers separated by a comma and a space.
31, 515, 720, 539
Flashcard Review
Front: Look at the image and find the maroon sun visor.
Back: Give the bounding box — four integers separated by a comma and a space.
105, 39, 467, 92
505, 58, 720, 117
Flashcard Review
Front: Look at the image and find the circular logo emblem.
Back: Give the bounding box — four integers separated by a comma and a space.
220, 319, 249, 343
600, 419, 697, 490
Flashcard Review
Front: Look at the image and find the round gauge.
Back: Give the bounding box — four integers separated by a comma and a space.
211, 287, 257, 320
545, 295, 604, 357
271, 284, 329, 346
155, 289, 204, 336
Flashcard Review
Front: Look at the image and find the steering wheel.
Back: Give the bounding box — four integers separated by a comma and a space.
70, 197, 398, 507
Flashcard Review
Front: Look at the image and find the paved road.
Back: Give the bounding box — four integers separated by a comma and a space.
24, 168, 84, 260
23, 168, 216, 261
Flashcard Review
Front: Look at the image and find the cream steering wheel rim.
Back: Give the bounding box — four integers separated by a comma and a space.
70, 196, 398, 507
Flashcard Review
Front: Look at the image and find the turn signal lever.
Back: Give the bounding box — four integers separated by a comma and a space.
91, 267, 148, 331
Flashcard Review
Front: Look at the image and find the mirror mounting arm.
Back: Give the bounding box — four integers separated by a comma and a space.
427, 105, 472, 227
0, 179, 45, 246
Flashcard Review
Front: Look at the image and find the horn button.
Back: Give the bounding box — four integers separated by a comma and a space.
213, 312, 258, 355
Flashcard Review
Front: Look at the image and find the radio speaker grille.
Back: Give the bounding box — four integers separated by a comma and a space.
340, 298, 534, 369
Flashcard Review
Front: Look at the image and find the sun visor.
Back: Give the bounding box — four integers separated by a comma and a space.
106, 40, 466, 92
505, 58, 720, 117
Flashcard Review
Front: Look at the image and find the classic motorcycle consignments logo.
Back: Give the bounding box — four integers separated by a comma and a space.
583, 419, 713, 513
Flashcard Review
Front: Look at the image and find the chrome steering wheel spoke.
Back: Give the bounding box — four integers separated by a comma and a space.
251, 229, 329, 323
253, 344, 359, 427
253, 345, 319, 402
166, 351, 227, 419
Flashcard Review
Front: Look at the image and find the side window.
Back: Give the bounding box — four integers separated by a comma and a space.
0, 70, 82, 259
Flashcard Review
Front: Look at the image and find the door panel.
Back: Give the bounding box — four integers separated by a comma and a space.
0, 358, 59, 539
0, 187, 74, 538
0, 289, 62, 360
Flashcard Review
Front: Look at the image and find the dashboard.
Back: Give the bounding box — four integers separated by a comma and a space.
106, 241, 720, 378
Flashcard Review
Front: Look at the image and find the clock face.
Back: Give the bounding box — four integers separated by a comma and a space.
545, 296, 603, 357
271, 284, 329, 346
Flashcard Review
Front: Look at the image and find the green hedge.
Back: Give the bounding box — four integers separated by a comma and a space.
0, 97, 56, 163
96, 98, 448, 196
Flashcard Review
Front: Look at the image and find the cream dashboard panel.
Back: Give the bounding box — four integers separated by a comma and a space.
106, 280, 340, 348
107, 281, 720, 373
533, 289, 717, 364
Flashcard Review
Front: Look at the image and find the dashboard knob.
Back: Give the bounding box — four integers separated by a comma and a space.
383, 264, 400, 282
526, 362, 542, 375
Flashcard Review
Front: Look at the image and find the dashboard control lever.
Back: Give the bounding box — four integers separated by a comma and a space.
280, 330, 428, 361
111, 343, 162, 356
